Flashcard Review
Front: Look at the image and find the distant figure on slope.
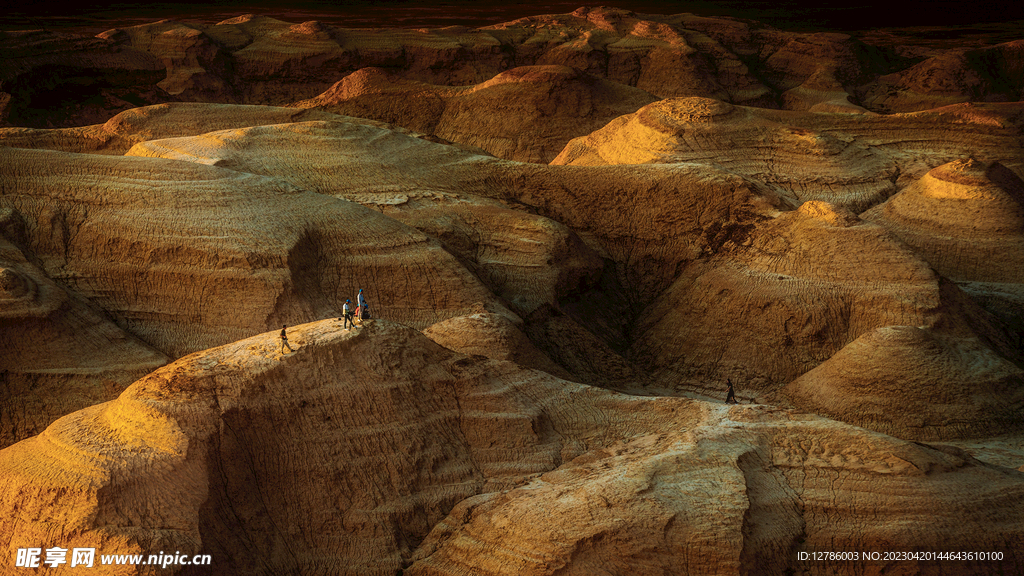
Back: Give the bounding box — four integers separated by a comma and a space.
280, 325, 293, 354
726, 379, 737, 404
343, 299, 356, 329
358, 288, 367, 312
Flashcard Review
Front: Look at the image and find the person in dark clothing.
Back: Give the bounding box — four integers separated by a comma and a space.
726, 379, 737, 404
343, 299, 356, 329
280, 325, 293, 354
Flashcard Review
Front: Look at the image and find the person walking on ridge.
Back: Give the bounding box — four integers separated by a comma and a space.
725, 378, 737, 404
280, 324, 293, 354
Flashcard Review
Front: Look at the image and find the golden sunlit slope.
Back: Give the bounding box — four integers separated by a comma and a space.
125, 115, 787, 305
122, 112, 789, 386
4, 105, 787, 391
408, 407, 1024, 576
5, 102, 1020, 435
1, 320, 1021, 575
0, 6, 1023, 574
0, 320, 701, 574
0, 233, 167, 449
0, 102, 344, 154
119, 113, 1024, 440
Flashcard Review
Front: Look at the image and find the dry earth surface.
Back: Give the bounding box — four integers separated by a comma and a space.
1, 5, 1023, 575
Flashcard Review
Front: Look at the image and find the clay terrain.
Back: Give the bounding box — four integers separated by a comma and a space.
1, 3, 1023, 575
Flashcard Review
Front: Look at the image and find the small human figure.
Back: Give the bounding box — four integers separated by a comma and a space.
280, 324, 293, 354
357, 288, 370, 323
343, 299, 355, 329
725, 379, 737, 404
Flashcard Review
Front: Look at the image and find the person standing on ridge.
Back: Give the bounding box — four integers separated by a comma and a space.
343, 299, 355, 330
725, 379, 737, 404
280, 324, 293, 354
357, 288, 368, 322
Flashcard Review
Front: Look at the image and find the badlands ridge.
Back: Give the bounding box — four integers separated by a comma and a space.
1, 6, 1023, 575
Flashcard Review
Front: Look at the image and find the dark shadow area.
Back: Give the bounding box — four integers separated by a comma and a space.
3, 65, 167, 128
3, 0, 1024, 34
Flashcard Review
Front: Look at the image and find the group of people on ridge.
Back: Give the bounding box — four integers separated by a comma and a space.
343, 288, 369, 329
279, 289, 371, 353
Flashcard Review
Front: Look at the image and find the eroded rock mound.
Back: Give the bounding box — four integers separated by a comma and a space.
786, 326, 1024, 440
761, 31, 882, 112
124, 119, 605, 318
863, 159, 1024, 283
423, 312, 573, 380
3, 7, 1023, 133
409, 411, 1024, 575
0, 320, 703, 573
1, 7, 1023, 575
119, 112, 789, 386
863, 158, 1024, 341
291, 67, 456, 136
439, 65, 660, 162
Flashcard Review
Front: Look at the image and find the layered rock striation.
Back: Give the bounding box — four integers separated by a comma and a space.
863, 158, 1024, 342
2, 96, 1021, 446
0, 232, 168, 450
118, 110, 788, 382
